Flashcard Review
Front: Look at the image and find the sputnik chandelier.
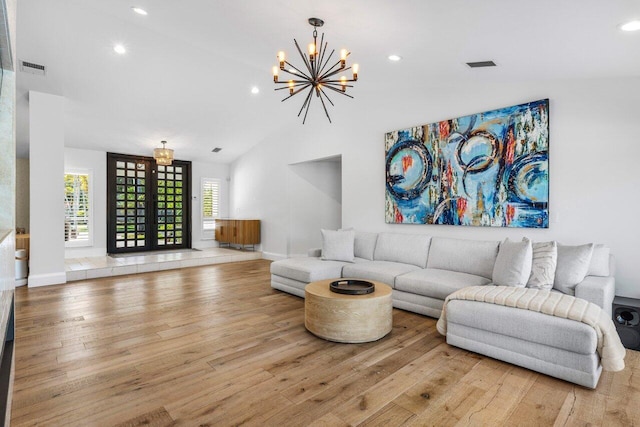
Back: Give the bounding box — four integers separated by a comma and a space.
272, 17, 358, 124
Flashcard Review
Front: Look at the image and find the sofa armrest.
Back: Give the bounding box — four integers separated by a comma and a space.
575, 275, 615, 318
307, 248, 322, 257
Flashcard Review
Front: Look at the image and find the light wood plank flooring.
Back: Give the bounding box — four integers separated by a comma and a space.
11, 260, 640, 426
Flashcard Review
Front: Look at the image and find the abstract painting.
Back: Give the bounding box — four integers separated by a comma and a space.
385, 99, 549, 228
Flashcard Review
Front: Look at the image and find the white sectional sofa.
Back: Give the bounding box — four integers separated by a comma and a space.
269, 230, 618, 388
270, 230, 614, 317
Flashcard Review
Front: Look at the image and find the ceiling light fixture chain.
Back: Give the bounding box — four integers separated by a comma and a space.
273, 17, 359, 124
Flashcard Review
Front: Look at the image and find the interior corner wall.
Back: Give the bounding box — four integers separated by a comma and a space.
287, 159, 342, 256
230, 76, 640, 298
29, 91, 66, 287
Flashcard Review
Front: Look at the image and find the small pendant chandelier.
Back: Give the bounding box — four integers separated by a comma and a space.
272, 17, 359, 124
153, 140, 174, 166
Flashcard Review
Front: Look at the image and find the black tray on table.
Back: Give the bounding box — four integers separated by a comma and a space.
329, 279, 375, 295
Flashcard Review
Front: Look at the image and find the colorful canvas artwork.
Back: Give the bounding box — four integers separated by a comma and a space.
385, 99, 549, 228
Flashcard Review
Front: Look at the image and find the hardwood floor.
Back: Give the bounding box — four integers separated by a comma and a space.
11, 260, 640, 426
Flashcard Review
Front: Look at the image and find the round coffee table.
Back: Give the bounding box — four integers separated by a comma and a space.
304, 279, 392, 343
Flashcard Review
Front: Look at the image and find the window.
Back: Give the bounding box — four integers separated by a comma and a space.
201, 178, 220, 237
64, 170, 93, 246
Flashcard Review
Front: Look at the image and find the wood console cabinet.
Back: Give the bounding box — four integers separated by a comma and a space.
215, 219, 260, 250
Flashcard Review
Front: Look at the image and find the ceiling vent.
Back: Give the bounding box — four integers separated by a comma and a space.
211, 147, 222, 153
466, 60, 497, 68
20, 60, 46, 76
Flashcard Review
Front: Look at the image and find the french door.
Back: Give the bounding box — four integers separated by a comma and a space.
107, 153, 191, 254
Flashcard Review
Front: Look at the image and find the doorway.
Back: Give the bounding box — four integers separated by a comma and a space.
106, 153, 191, 254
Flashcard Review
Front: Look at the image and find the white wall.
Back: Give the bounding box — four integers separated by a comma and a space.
29, 91, 66, 286
62, 147, 230, 256
230, 76, 640, 298
287, 158, 342, 257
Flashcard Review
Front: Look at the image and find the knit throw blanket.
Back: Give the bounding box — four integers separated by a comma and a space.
436, 286, 626, 372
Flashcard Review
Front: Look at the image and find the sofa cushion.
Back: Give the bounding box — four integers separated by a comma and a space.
354, 231, 378, 261
342, 261, 421, 287
527, 241, 557, 290
554, 243, 594, 295
321, 229, 355, 262
427, 237, 499, 279
588, 245, 610, 277
373, 232, 431, 268
395, 268, 491, 300
492, 238, 532, 287
270, 257, 349, 283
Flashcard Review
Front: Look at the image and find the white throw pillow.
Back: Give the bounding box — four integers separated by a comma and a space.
321, 229, 355, 262
587, 244, 610, 277
492, 238, 533, 287
553, 243, 594, 295
354, 231, 378, 261
527, 241, 557, 290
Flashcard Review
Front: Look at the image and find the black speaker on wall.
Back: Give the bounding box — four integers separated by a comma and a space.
612, 296, 640, 351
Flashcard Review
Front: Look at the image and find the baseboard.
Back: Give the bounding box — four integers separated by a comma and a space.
27, 272, 67, 287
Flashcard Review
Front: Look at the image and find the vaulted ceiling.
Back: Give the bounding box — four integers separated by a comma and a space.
15, 0, 640, 163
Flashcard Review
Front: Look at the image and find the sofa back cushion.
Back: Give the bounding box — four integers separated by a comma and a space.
427, 237, 499, 279
553, 243, 594, 295
354, 231, 378, 261
587, 244, 611, 277
492, 238, 533, 287
373, 232, 431, 268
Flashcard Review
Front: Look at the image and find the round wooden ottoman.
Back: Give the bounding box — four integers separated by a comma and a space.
304, 279, 393, 343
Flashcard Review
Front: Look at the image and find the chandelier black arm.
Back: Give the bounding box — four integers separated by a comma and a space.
280, 83, 312, 102
317, 88, 333, 123
274, 80, 312, 88
319, 62, 351, 81
293, 39, 314, 77
299, 88, 314, 124
317, 48, 336, 77
317, 34, 326, 71
322, 80, 355, 87
318, 85, 335, 107
280, 61, 312, 81
321, 83, 355, 99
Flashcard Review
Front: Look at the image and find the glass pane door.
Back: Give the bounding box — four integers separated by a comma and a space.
107, 153, 191, 254
155, 164, 186, 247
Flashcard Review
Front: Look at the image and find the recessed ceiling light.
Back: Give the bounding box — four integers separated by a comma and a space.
113, 44, 126, 54
620, 20, 640, 31
131, 7, 148, 16
388, 55, 402, 62
251, 86, 260, 94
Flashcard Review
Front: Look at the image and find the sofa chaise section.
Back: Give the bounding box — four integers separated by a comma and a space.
444, 299, 603, 388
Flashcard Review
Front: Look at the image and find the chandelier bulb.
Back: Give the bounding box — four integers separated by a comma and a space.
272, 66, 279, 82
340, 76, 347, 92
352, 63, 359, 81
340, 49, 347, 68
288, 80, 294, 95
278, 51, 285, 69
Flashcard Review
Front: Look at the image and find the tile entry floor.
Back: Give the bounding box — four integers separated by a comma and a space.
64, 247, 262, 282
